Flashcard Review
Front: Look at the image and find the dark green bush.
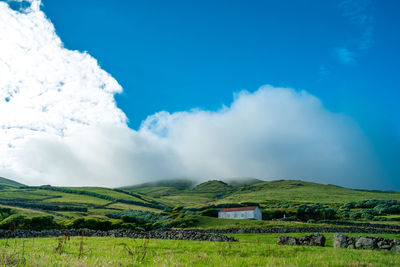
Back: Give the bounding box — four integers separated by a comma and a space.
0, 215, 59, 230
107, 210, 171, 229
342, 199, 400, 215
200, 208, 218, 217
172, 205, 184, 212
68, 218, 114, 231
297, 205, 337, 221
262, 210, 286, 220
0, 207, 14, 221
0, 200, 87, 212
170, 215, 198, 228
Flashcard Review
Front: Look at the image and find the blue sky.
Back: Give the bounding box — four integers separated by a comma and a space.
41, 0, 399, 132
1, 0, 399, 188
40, 0, 400, 187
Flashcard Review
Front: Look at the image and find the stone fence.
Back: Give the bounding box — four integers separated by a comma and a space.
200, 226, 400, 234
333, 233, 400, 252
277, 233, 326, 246
0, 229, 237, 242
277, 232, 400, 252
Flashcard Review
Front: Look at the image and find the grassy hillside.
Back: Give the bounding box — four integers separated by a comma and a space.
0, 177, 25, 188
124, 178, 400, 208
124, 178, 255, 207
0, 182, 167, 224
216, 179, 400, 205
1, 177, 400, 231
123, 178, 196, 191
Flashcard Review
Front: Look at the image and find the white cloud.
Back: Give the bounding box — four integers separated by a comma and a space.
0, 0, 381, 188
332, 1, 374, 66
340, 0, 374, 46
138, 87, 379, 187
334, 47, 356, 65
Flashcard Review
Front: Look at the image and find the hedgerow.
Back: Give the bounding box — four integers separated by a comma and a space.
35, 185, 167, 210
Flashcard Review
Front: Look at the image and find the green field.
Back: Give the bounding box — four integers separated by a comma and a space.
0, 177, 400, 230
1, 233, 399, 266
0, 177, 400, 265
0, 177, 25, 189
126, 179, 400, 207
217, 180, 400, 205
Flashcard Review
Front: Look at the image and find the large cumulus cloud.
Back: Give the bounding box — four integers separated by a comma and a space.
0, 0, 380, 187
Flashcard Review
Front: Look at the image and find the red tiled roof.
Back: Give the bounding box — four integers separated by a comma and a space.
220, 206, 258, 212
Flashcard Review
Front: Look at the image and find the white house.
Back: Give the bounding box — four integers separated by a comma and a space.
218, 206, 262, 220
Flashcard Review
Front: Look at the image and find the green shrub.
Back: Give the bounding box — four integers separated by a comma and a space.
170, 215, 198, 228
0, 207, 15, 221
297, 204, 337, 221
262, 210, 286, 220
107, 210, 171, 229
172, 205, 184, 212
200, 208, 218, 217
0, 215, 59, 230
67, 218, 114, 231
0, 200, 87, 212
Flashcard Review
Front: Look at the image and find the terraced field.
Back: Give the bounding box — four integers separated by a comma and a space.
1, 177, 400, 231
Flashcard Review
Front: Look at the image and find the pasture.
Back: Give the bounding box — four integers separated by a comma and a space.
1, 233, 399, 266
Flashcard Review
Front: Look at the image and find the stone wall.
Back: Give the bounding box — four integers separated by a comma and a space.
0, 229, 237, 242
333, 233, 400, 252
200, 227, 399, 234
277, 233, 326, 246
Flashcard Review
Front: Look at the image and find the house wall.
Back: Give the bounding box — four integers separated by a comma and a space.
218, 208, 262, 220
254, 208, 262, 220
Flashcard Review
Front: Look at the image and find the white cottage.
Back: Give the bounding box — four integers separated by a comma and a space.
218, 206, 262, 220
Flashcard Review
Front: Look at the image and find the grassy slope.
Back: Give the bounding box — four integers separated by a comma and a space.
0, 177, 25, 188
217, 180, 400, 205
126, 180, 236, 207
60, 187, 150, 203
1, 233, 400, 266
0, 204, 66, 221
1, 177, 400, 225
0, 184, 165, 222
126, 179, 400, 208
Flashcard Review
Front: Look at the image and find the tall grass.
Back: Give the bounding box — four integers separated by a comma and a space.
0, 233, 399, 266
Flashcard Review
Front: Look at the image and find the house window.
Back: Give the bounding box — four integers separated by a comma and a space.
241, 213, 244, 217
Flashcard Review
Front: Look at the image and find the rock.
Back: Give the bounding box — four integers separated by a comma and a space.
391, 245, 400, 252
307, 233, 325, 246
377, 240, 391, 250
333, 233, 348, 248
287, 237, 298, 245
355, 237, 375, 249
277, 233, 325, 246
277, 235, 297, 245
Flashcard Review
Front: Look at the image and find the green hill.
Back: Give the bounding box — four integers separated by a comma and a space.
1, 176, 400, 231
217, 179, 400, 205
121, 178, 196, 199
0, 177, 25, 188
190, 180, 233, 193
122, 179, 234, 207
122, 178, 400, 208
123, 178, 196, 191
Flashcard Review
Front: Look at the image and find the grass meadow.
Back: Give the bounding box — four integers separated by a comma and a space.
1, 233, 399, 266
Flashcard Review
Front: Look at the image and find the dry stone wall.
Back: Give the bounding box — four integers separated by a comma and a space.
0, 229, 237, 242
277, 233, 326, 246
333, 233, 400, 252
